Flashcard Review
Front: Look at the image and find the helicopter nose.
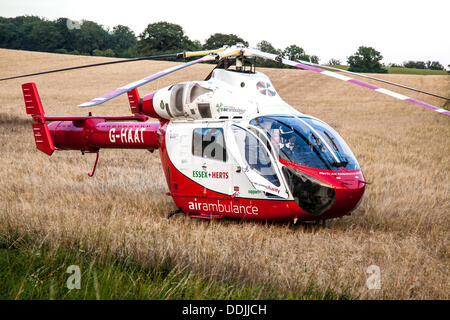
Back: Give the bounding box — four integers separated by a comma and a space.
327, 177, 366, 218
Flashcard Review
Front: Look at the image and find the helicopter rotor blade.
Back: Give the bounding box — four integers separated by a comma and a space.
0, 53, 181, 82
245, 48, 450, 117
0, 47, 228, 82
183, 47, 228, 58
79, 47, 242, 107
294, 60, 449, 101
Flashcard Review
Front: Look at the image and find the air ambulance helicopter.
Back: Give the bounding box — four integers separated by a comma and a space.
2, 44, 449, 223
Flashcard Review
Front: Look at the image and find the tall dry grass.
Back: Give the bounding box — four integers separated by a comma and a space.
0, 49, 449, 299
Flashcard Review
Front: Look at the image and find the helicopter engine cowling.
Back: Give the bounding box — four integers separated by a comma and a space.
142, 69, 294, 121
148, 83, 215, 120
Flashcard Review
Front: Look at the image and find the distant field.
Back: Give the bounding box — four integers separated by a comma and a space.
0, 49, 449, 300
327, 65, 448, 75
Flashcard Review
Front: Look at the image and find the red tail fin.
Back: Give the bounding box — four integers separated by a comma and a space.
23, 82, 45, 117
22, 83, 55, 156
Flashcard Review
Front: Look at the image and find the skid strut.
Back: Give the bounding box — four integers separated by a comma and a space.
86, 150, 100, 177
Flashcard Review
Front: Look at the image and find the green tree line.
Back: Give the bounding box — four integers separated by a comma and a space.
0, 16, 320, 67
0, 16, 445, 73
0, 16, 137, 57
388, 60, 445, 70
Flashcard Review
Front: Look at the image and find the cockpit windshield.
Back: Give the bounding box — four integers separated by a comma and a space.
250, 116, 359, 170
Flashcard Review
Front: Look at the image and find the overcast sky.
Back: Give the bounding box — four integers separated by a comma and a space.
1, 0, 449, 69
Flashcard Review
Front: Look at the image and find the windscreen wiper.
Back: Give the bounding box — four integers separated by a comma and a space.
332, 159, 349, 168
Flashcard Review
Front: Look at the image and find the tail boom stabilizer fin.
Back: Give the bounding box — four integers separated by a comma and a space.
32, 123, 55, 155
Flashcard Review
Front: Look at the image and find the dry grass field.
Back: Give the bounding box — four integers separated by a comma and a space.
0, 48, 449, 299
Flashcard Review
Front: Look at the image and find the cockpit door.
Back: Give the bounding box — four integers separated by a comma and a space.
225, 123, 289, 199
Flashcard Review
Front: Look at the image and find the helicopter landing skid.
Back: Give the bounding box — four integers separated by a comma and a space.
295, 219, 327, 229
189, 213, 223, 220
167, 208, 184, 219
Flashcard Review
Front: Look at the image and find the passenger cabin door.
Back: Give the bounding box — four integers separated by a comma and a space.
191, 124, 233, 196
226, 124, 289, 199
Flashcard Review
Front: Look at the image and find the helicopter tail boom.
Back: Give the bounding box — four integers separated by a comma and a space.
23, 82, 161, 157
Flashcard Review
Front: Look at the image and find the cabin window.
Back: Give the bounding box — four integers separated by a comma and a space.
192, 128, 227, 162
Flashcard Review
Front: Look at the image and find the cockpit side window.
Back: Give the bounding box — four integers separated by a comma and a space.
249, 118, 283, 156
251, 117, 332, 169
232, 125, 280, 187
250, 116, 360, 171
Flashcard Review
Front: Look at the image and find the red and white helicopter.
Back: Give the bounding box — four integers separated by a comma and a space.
4, 44, 449, 222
